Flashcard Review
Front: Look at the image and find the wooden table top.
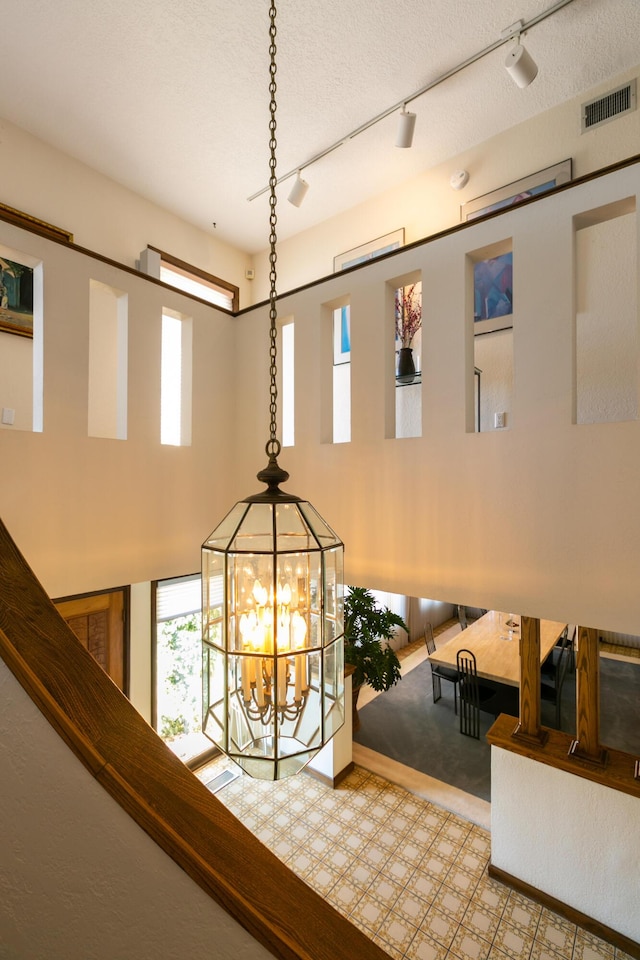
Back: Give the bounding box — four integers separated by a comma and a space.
428, 610, 568, 687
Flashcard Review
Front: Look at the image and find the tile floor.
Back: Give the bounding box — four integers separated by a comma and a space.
195, 754, 631, 960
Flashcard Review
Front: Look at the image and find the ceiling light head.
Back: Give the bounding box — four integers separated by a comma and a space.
288, 172, 309, 207
505, 41, 538, 88
395, 107, 416, 148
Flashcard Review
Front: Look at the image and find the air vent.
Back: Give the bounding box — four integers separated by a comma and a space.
582, 79, 637, 132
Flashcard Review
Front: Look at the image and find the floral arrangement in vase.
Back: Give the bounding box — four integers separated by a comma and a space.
395, 283, 422, 348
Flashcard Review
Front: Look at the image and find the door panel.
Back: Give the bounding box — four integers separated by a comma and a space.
54, 589, 127, 693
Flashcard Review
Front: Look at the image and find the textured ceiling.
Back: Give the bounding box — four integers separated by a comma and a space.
0, 0, 638, 253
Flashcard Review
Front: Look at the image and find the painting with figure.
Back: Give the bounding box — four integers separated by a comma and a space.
0, 256, 34, 338
474, 253, 512, 322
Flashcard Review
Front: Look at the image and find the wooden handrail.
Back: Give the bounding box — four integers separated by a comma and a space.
0, 516, 389, 960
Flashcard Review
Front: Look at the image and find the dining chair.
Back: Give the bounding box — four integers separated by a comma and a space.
456, 648, 500, 739
541, 628, 574, 729
457, 605, 468, 631
424, 622, 460, 714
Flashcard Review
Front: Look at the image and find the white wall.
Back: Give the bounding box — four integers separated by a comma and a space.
0, 659, 272, 960
233, 162, 640, 637
0, 220, 238, 600
0, 115, 253, 306
491, 747, 640, 944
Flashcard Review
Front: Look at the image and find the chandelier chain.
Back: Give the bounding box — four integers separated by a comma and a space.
267, 0, 280, 459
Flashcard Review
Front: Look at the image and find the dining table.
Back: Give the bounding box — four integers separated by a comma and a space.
427, 610, 568, 687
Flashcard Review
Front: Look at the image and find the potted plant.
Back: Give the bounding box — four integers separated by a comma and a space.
344, 586, 408, 730
395, 283, 422, 383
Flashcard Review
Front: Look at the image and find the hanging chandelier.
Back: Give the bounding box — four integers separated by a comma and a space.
201, 0, 345, 781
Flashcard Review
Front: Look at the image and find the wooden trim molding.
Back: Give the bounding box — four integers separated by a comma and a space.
0, 200, 73, 243
0, 516, 388, 960
488, 864, 640, 960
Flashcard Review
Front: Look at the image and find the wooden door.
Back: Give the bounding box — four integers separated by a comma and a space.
54, 589, 128, 693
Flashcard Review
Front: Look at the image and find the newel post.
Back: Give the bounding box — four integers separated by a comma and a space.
512, 615, 548, 745
570, 626, 607, 766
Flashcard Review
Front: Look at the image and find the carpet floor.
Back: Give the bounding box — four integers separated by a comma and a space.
354, 649, 640, 804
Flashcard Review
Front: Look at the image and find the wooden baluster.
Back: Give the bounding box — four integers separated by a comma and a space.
570, 625, 607, 766
513, 615, 548, 745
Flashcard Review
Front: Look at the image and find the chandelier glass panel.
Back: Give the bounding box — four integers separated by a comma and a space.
202, 496, 345, 780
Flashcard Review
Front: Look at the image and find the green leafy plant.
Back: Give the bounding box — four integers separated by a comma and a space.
344, 586, 408, 692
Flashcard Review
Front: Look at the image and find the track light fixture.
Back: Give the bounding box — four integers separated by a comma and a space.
502, 20, 539, 88
288, 171, 309, 207
395, 107, 416, 148
505, 41, 538, 87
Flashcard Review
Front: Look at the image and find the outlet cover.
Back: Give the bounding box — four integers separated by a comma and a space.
2, 408, 15, 425
495, 411, 506, 429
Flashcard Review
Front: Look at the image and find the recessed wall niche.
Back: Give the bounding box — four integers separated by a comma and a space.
467, 239, 513, 433
321, 296, 351, 445
88, 280, 128, 440
387, 270, 422, 440
574, 197, 638, 425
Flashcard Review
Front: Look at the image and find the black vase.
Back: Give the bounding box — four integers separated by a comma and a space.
397, 346, 416, 384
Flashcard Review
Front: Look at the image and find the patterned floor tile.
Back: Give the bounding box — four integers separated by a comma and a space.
472, 877, 510, 918
421, 851, 453, 883
350, 893, 390, 935
377, 913, 420, 954
572, 931, 615, 960
360, 840, 393, 870
342, 857, 379, 891
450, 924, 493, 960
530, 940, 569, 960
392, 890, 432, 928
492, 920, 535, 960
327, 878, 363, 913
463, 902, 502, 941
419, 908, 460, 948
446, 864, 482, 898
430, 834, 463, 862
502, 892, 542, 935
405, 928, 450, 960
196, 755, 619, 960
365, 872, 401, 903
380, 854, 417, 887
431, 882, 471, 923
535, 908, 576, 958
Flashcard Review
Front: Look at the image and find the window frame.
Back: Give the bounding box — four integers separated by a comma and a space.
148, 245, 239, 312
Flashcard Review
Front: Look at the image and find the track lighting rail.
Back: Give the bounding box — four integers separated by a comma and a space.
247, 0, 575, 203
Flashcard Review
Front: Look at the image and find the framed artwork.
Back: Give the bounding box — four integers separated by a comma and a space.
474, 252, 512, 334
333, 305, 351, 364
0, 255, 34, 338
334, 228, 404, 272
461, 159, 572, 222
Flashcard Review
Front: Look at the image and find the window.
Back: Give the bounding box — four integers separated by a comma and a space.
281, 320, 294, 447
145, 245, 239, 312
333, 305, 351, 443
154, 574, 211, 765
161, 309, 192, 446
